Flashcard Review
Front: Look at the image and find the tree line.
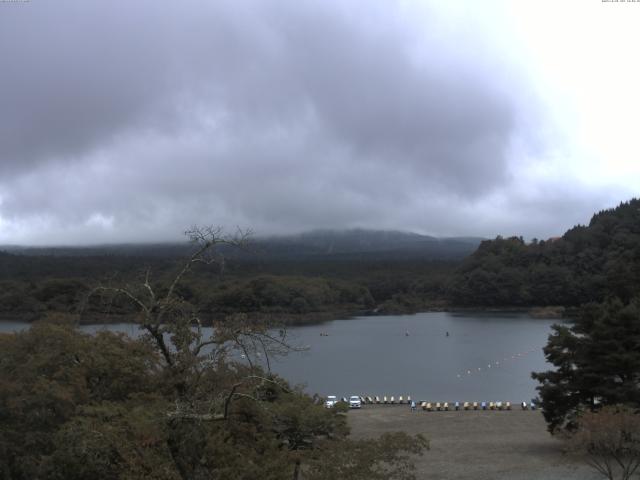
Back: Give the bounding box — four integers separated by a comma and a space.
522, 201, 640, 479
448, 199, 640, 307
0, 228, 427, 479
0, 250, 455, 324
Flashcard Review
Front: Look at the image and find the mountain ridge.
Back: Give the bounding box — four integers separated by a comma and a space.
1, 229, 484, 259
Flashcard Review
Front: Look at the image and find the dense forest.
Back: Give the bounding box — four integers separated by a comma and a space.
4, 200, 640, 323
0, 199, 640, 323
0, 232, 428, 479
448, 199, 640, 308
0, 230, 472, 324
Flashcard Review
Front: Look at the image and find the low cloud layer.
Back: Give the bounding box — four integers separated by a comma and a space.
0, 1, 634, 245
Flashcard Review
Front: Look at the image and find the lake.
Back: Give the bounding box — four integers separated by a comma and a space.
0, 311, 558, 403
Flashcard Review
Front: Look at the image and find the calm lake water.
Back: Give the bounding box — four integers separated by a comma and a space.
0, 312, 557, 403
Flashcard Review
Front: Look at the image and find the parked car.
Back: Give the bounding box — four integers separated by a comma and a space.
325, 395, 338, 408
349, 395, 362, 409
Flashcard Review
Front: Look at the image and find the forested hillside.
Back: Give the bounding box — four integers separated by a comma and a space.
448, 199, 640, 307
4, 200, 640, 320
0, 230, 469, 323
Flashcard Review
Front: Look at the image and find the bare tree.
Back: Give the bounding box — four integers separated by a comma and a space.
89, 226, 300, 418
565, 405, 640, 480
57, 226, 426, 480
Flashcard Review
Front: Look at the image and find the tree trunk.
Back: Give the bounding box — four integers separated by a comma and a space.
292, 458, 301, 480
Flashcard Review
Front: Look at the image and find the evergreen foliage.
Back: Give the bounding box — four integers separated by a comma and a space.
449, 199, 640, 307
0, 249, 456, 324
532, 298, 640, 432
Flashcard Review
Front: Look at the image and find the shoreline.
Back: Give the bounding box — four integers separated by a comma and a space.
0, 304, 568, 327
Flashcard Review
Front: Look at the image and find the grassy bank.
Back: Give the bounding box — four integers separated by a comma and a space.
348, 406, 598, 480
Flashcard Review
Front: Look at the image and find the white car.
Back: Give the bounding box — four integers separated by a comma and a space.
349, 395, 362, 409
325, 395, 338, 408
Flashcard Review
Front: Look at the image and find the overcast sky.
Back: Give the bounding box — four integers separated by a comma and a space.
1, 0, 639, 245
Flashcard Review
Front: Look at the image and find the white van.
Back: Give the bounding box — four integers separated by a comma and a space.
325, 395, 338, 408
349, 395, 362, 409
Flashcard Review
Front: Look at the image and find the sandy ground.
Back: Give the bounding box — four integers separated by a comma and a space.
347, 405, 602, 480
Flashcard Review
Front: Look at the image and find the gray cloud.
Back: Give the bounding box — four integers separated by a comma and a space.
0, 0, 608, 244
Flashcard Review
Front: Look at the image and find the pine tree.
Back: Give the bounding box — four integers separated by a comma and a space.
533, 298, 640, 432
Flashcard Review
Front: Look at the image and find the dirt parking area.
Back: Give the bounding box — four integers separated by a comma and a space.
347, 405, 602, 480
